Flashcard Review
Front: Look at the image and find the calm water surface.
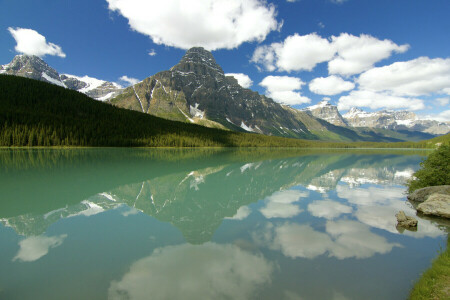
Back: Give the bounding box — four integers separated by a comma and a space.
0, 148, 448, 300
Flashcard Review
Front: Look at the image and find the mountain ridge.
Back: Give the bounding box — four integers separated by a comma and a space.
0, 55, 123, 101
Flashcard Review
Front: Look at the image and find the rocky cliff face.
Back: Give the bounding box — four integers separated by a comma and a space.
1, 55, 123, 101
303, 100, 348, 127
343, 108, 450, 135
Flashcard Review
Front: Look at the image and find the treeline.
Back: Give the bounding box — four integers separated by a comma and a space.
0, 75, 448, 148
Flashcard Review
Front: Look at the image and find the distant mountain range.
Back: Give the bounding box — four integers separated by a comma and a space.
2, 49, 448, 142
303, 100, 450, 135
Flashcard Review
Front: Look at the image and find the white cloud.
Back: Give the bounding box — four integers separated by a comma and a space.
106, 0, 280, 50
259, 190, 307, 219
119, 75, 139, 86
260, 76, 311, 105
309, 75, 355, 95
148, 49, 157, 56
108, 243, 273, 299
13, 234, 67, 262
329, 33, 409, 76
422, 110, 450, 122
357, 57, 450, 97
8, 27, 66, 58
436, 97, 449, 106
252, 33, 335, 72
226, 206, 251, 220
307, 200, 352, 220
225, 73, 253, 88
337, 90, 425, 111
251, 33, 407, 76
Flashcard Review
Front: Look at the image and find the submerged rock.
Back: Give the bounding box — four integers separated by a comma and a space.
396, 210, 418, 230
407, 185, 450, 202
417, 194, 450, 219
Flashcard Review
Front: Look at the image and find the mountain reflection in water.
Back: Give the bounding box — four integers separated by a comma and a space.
0, 148, 448, 300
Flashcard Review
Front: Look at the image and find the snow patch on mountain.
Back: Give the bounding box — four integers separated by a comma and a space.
42, 72, 66, 87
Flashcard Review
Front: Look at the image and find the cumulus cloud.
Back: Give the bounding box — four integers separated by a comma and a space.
13, 234, 67, 262
357, 57, 450, 97
307, 200, 352, 220
8, 27, 66, 58
337, 90, 425, 111
436, 97, 449, 106
106, 0, 280, 50
251, 33, 407, 75
252, 33, 335, 72
309, 75, 355, 95
329, 33, 408, 76
119, 75, 139, 86
260, 75, 311, 105
148, 49, 156, 56
108, 243, 273, 299
225, 73, 253, 88
259, 190, 307, 219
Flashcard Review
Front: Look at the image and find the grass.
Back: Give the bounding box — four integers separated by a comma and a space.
410, 237, 450, 300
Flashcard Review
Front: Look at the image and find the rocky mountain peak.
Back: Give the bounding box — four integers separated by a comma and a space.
171, 47, 224, 76
303, 99, 347, 127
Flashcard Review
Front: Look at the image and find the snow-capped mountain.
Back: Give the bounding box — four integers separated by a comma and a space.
343, 108, 450, 135
302, 100, 348, 127
1, 55, 123, 101
60, 74, 123, 101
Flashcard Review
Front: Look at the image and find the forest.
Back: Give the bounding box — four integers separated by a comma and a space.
0, 75, 448, 148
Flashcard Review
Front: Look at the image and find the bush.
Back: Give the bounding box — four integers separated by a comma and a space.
407, 144, 450, 193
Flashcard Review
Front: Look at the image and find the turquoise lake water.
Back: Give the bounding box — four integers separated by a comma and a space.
0, 148, 448, 300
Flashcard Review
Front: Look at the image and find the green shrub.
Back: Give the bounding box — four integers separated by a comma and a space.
407, 144, 450, 193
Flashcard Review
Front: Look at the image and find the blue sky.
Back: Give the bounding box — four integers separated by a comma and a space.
1, 0, 449, 120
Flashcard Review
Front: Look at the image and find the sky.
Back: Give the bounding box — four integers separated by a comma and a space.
1, 0, 449, 121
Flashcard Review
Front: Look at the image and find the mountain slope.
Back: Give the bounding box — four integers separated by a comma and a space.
302, 100, 348, 127
0, 75, 323, 147
112, 47, 386, 141
1, 55, 123, 101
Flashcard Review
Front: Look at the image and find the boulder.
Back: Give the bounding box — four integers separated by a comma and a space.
407, 185, 450, 202
417, 193, 450, 219
396, 210, 418, 229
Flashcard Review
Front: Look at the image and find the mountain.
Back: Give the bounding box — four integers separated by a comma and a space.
302, 99, 348, 127
0, 75, 326, 147
0, 55, 123, 101
343, 107, 450, 135
111, 47, 381, 141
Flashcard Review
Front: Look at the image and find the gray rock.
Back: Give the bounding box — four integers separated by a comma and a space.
417, 193, 450, 219
407, 185, 450, 202
396, 210, 418, 229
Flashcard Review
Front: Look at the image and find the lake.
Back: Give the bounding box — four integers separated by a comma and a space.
0, 148, 448, 300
